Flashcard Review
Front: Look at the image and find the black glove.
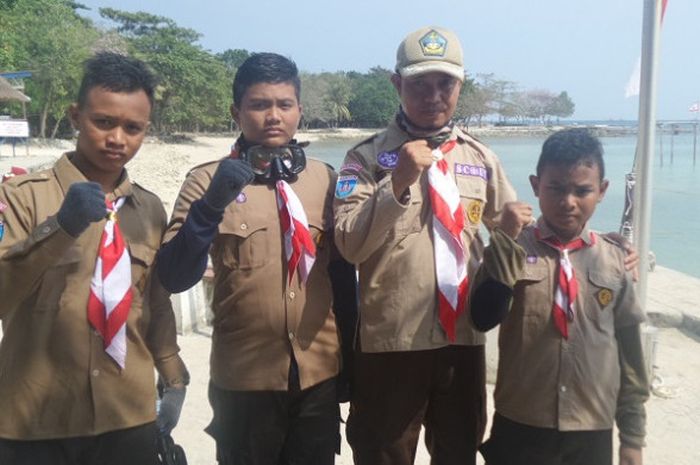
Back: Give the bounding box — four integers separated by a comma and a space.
202, 159, 254, 211
57, 182, 106, 237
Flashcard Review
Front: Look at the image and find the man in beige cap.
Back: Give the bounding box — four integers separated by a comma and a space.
333, 26, 516, 465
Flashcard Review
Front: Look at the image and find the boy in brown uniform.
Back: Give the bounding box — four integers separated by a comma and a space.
333, 26, 516, 465
471, 128, 649, 465
156, 53, 356, 465
0, 53, 188, 465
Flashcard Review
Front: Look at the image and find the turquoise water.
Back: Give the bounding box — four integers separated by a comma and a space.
309, 133, 700, 278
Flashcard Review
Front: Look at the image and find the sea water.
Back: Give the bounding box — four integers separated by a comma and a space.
309, 132, 700, 279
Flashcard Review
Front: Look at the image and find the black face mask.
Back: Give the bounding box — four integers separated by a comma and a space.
238, 142, 307, 184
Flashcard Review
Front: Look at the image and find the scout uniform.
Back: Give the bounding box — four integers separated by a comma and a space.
473, 221, 649, 465
163, 156, 344, 462
333, 120, 516, 464
0, 153, 187, 440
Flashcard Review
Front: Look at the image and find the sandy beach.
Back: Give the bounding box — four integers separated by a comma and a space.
1, 133, 699, 464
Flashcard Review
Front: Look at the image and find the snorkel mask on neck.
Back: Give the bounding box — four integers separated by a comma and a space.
237, 138, 307, 184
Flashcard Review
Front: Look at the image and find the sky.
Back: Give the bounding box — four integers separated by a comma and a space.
77, 0, 700, 121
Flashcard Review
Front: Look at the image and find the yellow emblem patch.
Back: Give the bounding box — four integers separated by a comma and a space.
467, 200, 483, 225
597, 288, 613, 307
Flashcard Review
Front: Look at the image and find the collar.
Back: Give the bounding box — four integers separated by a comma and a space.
535, 217, 595, 246
384, 115, 468, 153
56, 153, 135, 203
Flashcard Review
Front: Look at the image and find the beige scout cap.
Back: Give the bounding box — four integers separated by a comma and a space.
395, 26, 465, 82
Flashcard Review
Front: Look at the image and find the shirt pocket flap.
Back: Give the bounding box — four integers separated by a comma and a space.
219, 215, 269, 239
587, 270, 621, 291
521, 261, 548, 282
129, 242, 157, 267
56, 245, 84, 265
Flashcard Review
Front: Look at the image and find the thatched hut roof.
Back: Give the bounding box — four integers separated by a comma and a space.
0, 76, 30, 103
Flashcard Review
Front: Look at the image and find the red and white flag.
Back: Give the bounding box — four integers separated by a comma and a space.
427, 140, 468, 342
276, 180, 316, 285
689, 102, 700, 113
87, 197, 132, 369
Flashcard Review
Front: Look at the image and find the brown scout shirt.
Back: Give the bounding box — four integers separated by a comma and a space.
485, 220, 648, 434
0, 153, 187, 440
164, 158, 340, 391
333, 120, 517, 352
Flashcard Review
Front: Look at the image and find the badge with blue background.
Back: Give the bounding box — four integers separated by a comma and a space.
0, 221, 4, 242
335, 175, 358, 199
377, 151, 398, 169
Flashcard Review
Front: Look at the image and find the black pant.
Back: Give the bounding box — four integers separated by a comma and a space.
479, 413, 613, 465
347, 346, 487, 465
0, 422, 158, 465
206, 377, 339, 465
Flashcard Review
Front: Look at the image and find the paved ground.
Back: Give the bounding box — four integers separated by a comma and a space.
173, 326, 700, 465
171, 267, 700, 465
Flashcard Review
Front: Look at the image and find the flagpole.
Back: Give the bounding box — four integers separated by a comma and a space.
633, 0, 663, 308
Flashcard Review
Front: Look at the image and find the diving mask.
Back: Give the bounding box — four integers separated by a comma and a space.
239, 144, 307, 183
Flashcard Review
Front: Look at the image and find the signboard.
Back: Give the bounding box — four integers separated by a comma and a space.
0, 120, 29, 138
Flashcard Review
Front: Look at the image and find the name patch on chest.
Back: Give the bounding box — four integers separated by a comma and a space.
377, 151, 398, 169
335, 175, 358, 199
454, 163, 488, 181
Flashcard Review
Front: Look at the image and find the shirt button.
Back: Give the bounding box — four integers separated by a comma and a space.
240, 223, 248, 230
42, 226, 51, 234
92, 369, 100, 377
288, 331, 295, 341
560, 385, 567, 393
289, 291, 296, 299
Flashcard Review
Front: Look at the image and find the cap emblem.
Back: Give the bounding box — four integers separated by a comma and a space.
419, 30, 447, 57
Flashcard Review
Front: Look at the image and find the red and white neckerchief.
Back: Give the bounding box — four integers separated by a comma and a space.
87, 197, 133, 369
276, 180, 316, 285
536, 228, 595, 339
427, 139, 468, 342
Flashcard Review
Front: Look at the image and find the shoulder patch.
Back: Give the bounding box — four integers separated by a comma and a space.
2, 170, 51, 187
348, 132, 380, 152
187, 158, 224, 178
131, 181, 162, 200
306, 156, 336, 173
335, 175, 358, 199
599, 232, 628, 251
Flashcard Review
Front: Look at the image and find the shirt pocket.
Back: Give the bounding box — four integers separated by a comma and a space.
128, 242, 157, 294
456, 176, 488, 231
394, 183, 424, 239
510, 261, 551, 346
584, 270, 621, 331
217, 216, 271, 270
35, 245, 83, 312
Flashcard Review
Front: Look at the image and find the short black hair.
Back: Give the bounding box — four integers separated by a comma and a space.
536, 128, 605, 180
232, 52, 300, 107
77, 52, 157, 109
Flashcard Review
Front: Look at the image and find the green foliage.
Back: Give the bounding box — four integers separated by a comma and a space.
99, 8, 230, 132
217, 49, 250, 72
2, 0, 98, 137
347, 67, 398, 128
1, 3, 576, 137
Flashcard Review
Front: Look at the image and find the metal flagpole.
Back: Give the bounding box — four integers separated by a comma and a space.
633, 0, 664, 307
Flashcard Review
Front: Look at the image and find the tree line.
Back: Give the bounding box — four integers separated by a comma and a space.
0, 0, 575, 138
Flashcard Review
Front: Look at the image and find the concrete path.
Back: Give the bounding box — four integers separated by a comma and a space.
172, 266, 700, 465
